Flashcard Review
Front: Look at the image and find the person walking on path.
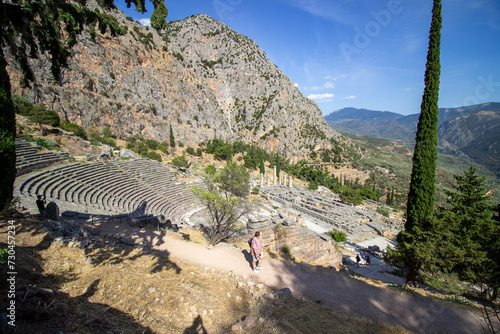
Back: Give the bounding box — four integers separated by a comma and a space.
250, 231, 264, 273
356, 254, 361, 267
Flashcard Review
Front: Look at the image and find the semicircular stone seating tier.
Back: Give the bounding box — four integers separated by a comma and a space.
15, 138, 70, 176
14, 158, 205, 223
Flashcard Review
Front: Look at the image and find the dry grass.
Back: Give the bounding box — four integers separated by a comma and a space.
0, 218, 412, 334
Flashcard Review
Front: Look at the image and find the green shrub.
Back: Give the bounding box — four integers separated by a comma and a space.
20, 103, 60, 127
101, 137, 116, 147
0, 248, 7, 264
339, 187, 362, 205
186, 147, 195, 155
102, 127, 115, 139
87, 127, 102, 144
204, 165, 216, 176
376, 207, 391, 218
196, 148, 203, 157
326, 229, 347, 243
283, 245, 291, 255
171, 155, 189, 168
252, 186, 260, 194
135, 141, 149, 156
146, 151, 162, 162
308, 179, 319, 191
158, 145, 168, 154
144, 138, 159, 150
62, 123, 87, 140
19, 136, 54, 149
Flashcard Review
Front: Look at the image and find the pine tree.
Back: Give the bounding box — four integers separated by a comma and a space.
396, 0, 442, 286
169, 124, 175, 148
445, 166, 497, 287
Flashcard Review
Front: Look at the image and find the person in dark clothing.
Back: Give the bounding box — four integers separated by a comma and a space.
356, 254, 361, 267
36, 195, 46, 218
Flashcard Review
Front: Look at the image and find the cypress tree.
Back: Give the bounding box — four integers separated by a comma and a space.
227, 145, 233, 163
169, 124, 175, 148
259, 155, 265, 175
276, 153, 280, 178
400, 0, 442, 286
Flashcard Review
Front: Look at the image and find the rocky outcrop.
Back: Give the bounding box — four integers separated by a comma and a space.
243, 213, 342, 268
7, 2, 356, 162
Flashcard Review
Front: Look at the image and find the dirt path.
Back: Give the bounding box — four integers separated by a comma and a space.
88, 221, 484, 334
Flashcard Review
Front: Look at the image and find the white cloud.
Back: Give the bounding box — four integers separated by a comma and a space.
304, 81, 335, 91
284, 0, 358, 26
307, 93, 334, 102
323, 74, 346, 81
341, 95, 357, 100
294, 83, 299, 88
139, 18, 151, 26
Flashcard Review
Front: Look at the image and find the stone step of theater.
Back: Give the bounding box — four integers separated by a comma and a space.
244, 214, 342, 268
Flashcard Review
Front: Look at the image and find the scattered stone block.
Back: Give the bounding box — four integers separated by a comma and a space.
45, 202, 59, 220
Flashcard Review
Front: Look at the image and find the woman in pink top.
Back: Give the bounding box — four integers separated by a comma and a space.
251, 231, 263, 273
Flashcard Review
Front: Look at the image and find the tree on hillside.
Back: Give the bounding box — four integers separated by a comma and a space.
259, 155, 265, 175
395, 0, 442, 287
150, 0, 168, 31
0, 0, 168, 211
192, 162, 253, 245
340, 187, 362, 205
444, 167, 498, 299
389, 167, 499, 301
169, 124, 175, 148
276, 153, 281, 178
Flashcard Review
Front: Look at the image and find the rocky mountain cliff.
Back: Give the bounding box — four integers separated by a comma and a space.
325, 103, 500, 173
6, 3, 354, 162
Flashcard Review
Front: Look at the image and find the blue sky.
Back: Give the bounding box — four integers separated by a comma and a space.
115, 0, 500, 115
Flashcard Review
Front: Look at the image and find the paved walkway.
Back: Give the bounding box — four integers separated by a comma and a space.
85, 220, 486, 334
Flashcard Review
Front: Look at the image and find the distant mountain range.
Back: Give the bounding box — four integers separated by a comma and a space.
325, 102, 500, 173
